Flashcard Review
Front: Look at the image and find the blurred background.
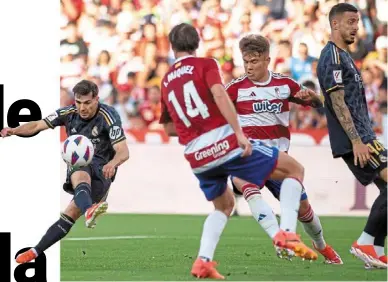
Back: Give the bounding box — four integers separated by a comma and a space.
59, 2, 387, 278
60, 0, 387, 216
60, 0, 387, 135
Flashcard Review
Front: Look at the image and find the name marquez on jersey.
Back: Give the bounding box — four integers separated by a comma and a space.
163, 66, 194, 87
252, 100, 283, 114
194, 140, 230, 161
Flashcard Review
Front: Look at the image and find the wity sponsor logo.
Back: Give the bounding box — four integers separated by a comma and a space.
252, 100, 283, 114
194, 140, 230, 161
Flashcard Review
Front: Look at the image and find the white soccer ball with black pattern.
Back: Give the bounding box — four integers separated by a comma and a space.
61, 134, 94, 168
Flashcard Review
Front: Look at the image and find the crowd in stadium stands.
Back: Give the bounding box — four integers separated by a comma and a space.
60, 0, 387, 132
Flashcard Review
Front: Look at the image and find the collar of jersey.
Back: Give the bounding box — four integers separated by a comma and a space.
329, 41, 348, 53
174, 55, 194, 64
251, 71, 272, 86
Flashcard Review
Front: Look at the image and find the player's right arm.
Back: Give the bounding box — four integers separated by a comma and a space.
1, 120, 49, 137
205, 60, 251, 157
330, 89, 370, 167
1, 106, 71, 138
320, 52, 370, 167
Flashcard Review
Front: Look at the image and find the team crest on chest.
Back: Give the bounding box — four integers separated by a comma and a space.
92, 126, 99, 137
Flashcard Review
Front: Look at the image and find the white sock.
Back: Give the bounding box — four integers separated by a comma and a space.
374, 246, 385, 257
357, 232, 375, 245
31, 248, 38, 256
300, 212, 326, 250
198, 210, 228, 261
279, 178, 302, 232
242, 184, 280, 239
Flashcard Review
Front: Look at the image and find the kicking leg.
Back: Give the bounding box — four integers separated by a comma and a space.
270, 151, 317, 261
71, 170, 108, 228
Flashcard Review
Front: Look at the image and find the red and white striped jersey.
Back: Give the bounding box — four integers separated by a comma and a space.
159, 55, 243, 173
226, 72, 301, 152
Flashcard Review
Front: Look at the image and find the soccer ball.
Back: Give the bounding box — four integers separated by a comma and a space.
62, 134, 94, 168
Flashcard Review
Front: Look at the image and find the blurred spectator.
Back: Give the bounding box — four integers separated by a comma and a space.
138, 85, 162, 129
291, 43, 317, 82
60, 0, 386, 132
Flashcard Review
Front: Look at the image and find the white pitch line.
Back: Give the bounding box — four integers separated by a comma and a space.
64, 235, 165, 241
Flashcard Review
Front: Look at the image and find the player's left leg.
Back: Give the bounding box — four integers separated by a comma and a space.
344, 142, 387, 269
362, 176, 387, 269
373, 176, 387, 266
191, 170, 232, 279
298, 198, 343, 264
15, 200, 82, 264
69, 165, 108, 228
83, 165, 112, 228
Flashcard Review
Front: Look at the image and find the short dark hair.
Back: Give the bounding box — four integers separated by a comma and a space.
329, 3, 358, 27
72, 80, 99, 98
168, 23, 199, 53
239, 34, 270, 56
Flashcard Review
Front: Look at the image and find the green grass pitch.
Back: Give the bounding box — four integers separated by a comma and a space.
60, 214, 387, 281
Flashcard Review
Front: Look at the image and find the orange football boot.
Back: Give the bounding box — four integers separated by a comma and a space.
191, 258, 225, 279
16, 249, 37, 264
350, 241, 387, 269
313, 243, 343, 264
85, 201, 108, 228
273, 230, 318, 261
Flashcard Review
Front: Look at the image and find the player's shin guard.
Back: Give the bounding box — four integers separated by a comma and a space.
34, 213, 75, 254
242, 183, 280, 239
298, 204, 326, 250
359, 187, 387, 245
279, 178, 302, 232
198, 210, 228, 261
74, 182, 93, 214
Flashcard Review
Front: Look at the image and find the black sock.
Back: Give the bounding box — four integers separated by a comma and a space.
374, 221, 387, 248
34, 213, 75, 254
374, 187, 387, 247
74, 182, 93, 214
364, 184, 387, 237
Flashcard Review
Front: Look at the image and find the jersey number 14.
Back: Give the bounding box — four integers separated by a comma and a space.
168, 80, 210, 127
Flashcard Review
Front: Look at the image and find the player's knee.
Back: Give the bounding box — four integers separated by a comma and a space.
232, 177, 245, 194
288, 159, 304, 182
70, 170, 91, 187
63, 200, 82, 221
221, 203, 235, 217
213, 188, 235, 217
222, 197, 235, 217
